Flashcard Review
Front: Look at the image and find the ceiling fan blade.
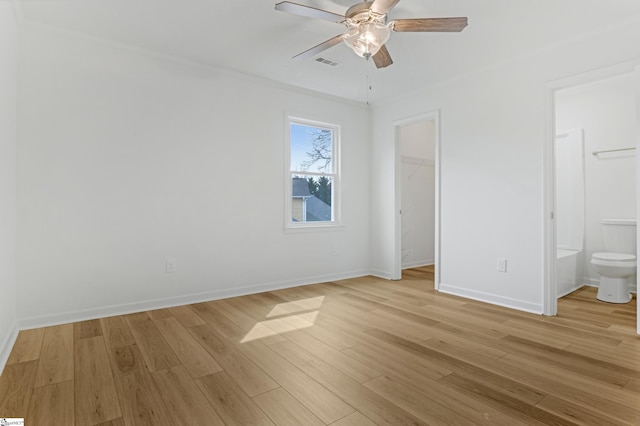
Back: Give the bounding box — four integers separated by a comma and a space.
392, 17, 468, 32
275, 1, 344, 23
372, 44, 393, 68
293, 34, 345, 61
370, 0, 401, 15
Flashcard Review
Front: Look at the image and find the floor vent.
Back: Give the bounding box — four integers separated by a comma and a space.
315, 57, 339, 67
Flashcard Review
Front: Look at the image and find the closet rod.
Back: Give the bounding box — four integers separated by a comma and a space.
592, 147, 636, 157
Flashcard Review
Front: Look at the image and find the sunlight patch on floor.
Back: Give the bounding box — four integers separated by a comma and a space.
241, 297, 324, 343
266, 296, 325, 318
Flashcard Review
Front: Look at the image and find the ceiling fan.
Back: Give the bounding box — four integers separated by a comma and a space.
275, 0, 468, 68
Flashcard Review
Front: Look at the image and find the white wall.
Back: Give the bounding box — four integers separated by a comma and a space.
400, 120, 435, 269
556, 74, 637, 290
371, 20, 640, 313
17, 25, 371, 326
0, 3, 19, 369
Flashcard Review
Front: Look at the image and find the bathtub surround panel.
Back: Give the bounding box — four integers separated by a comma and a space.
554, 129, 585, 297
555, 129, 585, 252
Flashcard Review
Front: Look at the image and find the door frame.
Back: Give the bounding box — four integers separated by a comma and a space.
543, 61, 640, 319
392, 110, 441, 288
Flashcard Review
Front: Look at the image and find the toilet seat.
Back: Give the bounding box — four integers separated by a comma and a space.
592, 252, 636, 263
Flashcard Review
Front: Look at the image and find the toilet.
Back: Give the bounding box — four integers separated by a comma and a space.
591, 219, 637, 303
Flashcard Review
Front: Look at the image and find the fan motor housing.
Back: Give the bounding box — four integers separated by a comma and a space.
345, 2, 386, 24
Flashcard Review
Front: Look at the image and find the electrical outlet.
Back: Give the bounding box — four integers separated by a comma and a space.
497, 258, 507, 273
166, 258, 177, 273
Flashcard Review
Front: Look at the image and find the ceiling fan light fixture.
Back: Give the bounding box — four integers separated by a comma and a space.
343, 21, 391, 59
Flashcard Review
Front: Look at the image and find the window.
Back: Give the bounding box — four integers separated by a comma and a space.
286, 117, 340, 228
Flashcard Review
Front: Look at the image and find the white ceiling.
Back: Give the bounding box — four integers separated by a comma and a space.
17, 0, 640, 103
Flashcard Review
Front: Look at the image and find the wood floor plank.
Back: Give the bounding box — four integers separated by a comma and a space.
270, 339, 428, 426
253, 387, 325, 426
300, 320, 361, 350
107, 344, 173, 426
342, 340, 451, 383
439, 372, 577, 425
225, 295, 276, 322
0, 360, 38, 418
6, 328, 45, 364
421, 329, 508, 361
188, 323, 279, 397
330, 412, 378, 426
153, 317, 221, 378
74, 319, 103, 340
536, 394, 634, 426
124, 313, 180, 372
100, 316, 136, 349
27, 379, 74, 426
34, 324, 74, 387
565, 341, 640, 371
196, 371, 275, 426
74, 336, 122, 425
503, 317, 623, 347
500, 334, 639, 387
96, 417, 126, 426
207, 299, 262, 332
151, 365, 225, 425
281, 329, 382, 383
190, 302, 246, 338
168, 305, 206, 328
365, 328, 549, 407
365, 374, 528, 426
260, 293, 325, 317
207, 299, 288, 345
364, 374, 476, 425
146, 308, 172, 320
624, 378, 640, 392
247, 292, 289, 307
487, 354, 640, 424
235, 339, 355, 424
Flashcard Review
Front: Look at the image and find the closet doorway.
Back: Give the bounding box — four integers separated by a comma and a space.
393, 112, 440, 287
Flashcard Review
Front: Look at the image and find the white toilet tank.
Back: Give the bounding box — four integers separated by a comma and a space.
601, 219, 637, 254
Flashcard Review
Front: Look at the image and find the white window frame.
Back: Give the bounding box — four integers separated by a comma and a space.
285, 115, 341, 231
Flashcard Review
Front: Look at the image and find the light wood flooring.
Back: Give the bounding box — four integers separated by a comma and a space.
1, 266, 639, 425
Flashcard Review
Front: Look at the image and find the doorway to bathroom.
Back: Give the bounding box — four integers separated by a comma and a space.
392, 112, 440, 288
545, 65, 639, 325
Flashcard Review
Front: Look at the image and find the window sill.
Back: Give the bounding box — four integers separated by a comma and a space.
284, 223, 345, 234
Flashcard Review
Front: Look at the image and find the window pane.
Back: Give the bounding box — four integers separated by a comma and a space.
291, 175, 333, 222
290, 123, 333, 173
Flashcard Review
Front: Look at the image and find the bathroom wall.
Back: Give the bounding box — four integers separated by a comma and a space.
556, 73, 637, 291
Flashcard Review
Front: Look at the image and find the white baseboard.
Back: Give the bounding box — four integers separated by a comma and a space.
438, 283, 544, 314
369, 269, 393, 280
17, 269, 370, 330
402, 259, 434, 270
0, 323, 19, 376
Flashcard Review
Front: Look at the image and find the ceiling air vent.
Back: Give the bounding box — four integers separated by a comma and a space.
315, 57, 339, 67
